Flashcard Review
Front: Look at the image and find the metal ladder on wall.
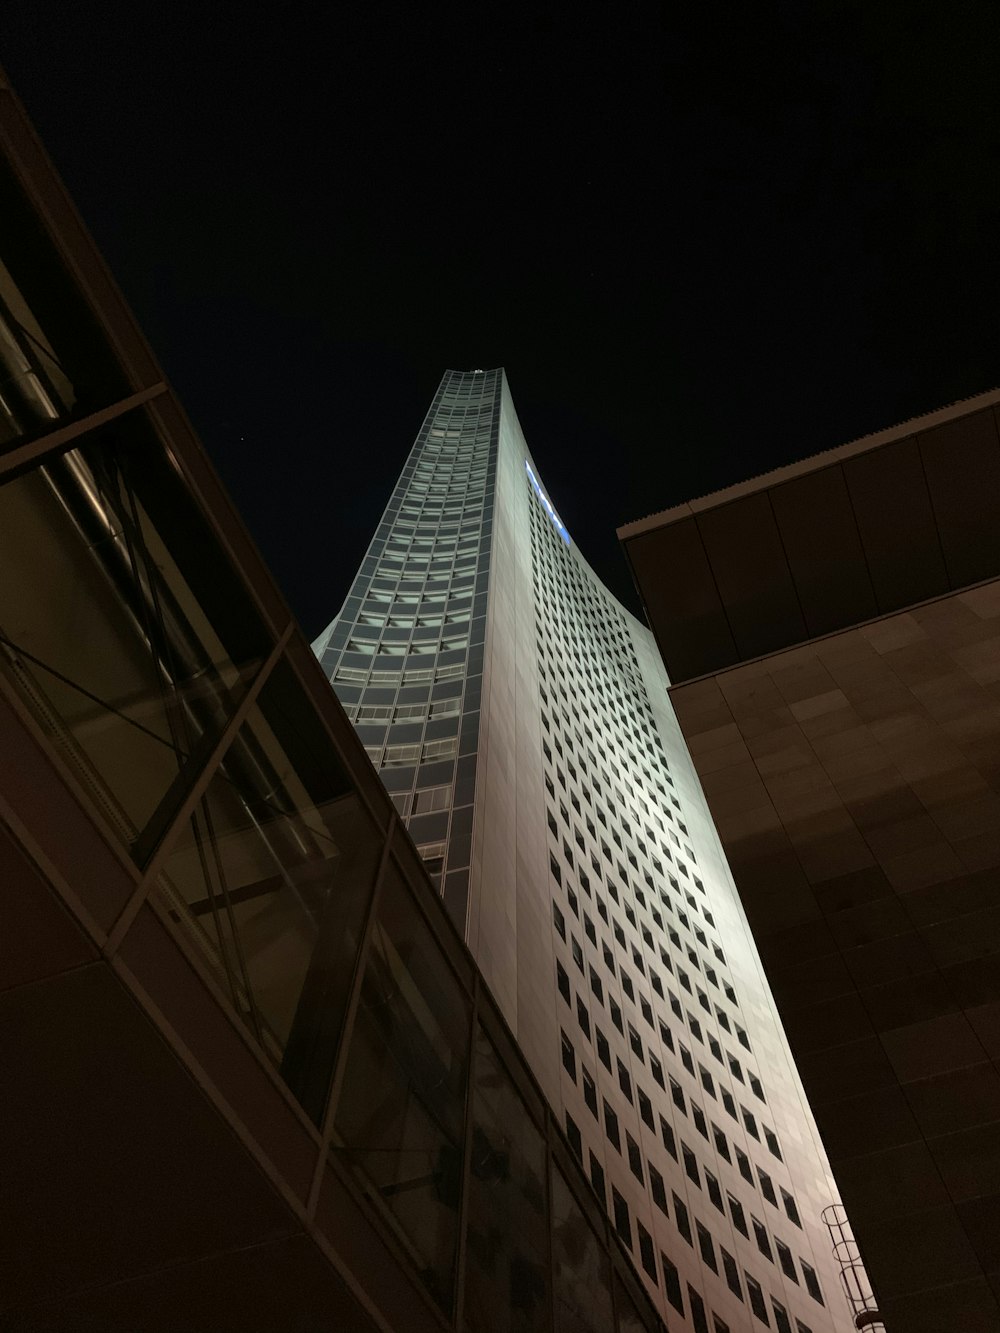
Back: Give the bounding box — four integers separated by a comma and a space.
821, 1204, 885, 1331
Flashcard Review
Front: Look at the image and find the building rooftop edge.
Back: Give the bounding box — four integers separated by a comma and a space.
616, 384, 1000, 541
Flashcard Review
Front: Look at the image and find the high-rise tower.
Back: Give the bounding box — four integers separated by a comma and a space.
314, 369, 859, 1333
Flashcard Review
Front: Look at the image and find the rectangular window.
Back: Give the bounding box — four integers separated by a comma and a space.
560, 1031, 576, 1082
721, 1247, 742, 1299
637, 1087, 654, 1130
576, 995, 591, 1039
696, 1221, 718, 1272
682, 1143, 701, 1187
746, 1275, 770, 1324
596, 1029, 611, 1071
728, 1194, 749, 1237
603, 1100, 621, 1152
638, 1222, 658, 1282
687, 1287, 709, 1333
583, 1068, 598, 1118
649, 1164, 668, 1214
752, 1216, 773, 1261
626, 1132, 643, 1184
565, 1112, 582, 1161
781, 1188, 801, 1228
660, 1116, 678, 1160
612, 1187, 631, 1248
661, 1252, 685, 1314
771, 1301, 792, 1333
776, 1240, 798, 1282
736, 1146, 754, 1184
705, 1170, 724, 1212
617, 1058, 633, 1102
589, 1150, 606, 1206
673, 1193, 692, 1245
801, 1262, 824, 1305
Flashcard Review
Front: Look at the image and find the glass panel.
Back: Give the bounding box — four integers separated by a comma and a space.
613, 1276, 646, 1333
157, 657, 383, 1115
551, 1166, 614, 1333
0, 154, 129, 448
0, 413, 271, 843
334, 863, 471, 1315
463, 1024, 550, 1333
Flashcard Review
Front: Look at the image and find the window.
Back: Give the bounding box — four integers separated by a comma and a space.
673, 1193, 692, 1245
649, 1164, 668, 1214
596, 1029, 611, 1071
670, 1078, 686, 1114
781, 1188, 801, 1228
660, 1116, 678, 1160
687, 1287, 709, 1333
712, 1123, 731, 1162
758, 1169, 778, 1206
752, 1216, 773, 1261
576, 995, 591, 1039
705, 1170, 724, 1212
721, 1247, 742, 1299
776, 1239, 798, 1282
617, 1058, 633, 1102
661, 1252, 685, 1314
746, 1275, 770, 1325
638, 1222, 657, 1282
560, 1031, 576, 1081
556, 961, 571, 1004
801, 1262, 824, 1305
638, 1087, 654, 1129
771, 1301, 792, 1333
626, 1133, 643, 1183
589, 1151, 606, 1206
612, 1187, 631, 1247
565, 1112, 582, 1161
603, 1100, 621, 1152
553, 902, 566, 939
728, 1193, 748, 1237
696, 1221, 718, 1272
583, 1069, 598, 1118
682, 1143, 701, 1187
736, 1146, 754, 1184
764, 1127, 782, 1161
650, 1056, 665, 1089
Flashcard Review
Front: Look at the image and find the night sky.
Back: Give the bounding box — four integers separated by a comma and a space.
2, 2, 998, 635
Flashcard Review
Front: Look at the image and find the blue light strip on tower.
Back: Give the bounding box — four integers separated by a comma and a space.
525, 461, 570, 545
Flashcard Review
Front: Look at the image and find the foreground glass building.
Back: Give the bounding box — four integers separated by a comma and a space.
313, 371, 862, 1333
0, 74, 671, 1333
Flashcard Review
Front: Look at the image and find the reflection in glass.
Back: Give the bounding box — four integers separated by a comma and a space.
551, 1166, 614, 1333
335, 864, 470, 1314
0, 153, 129, 448
0, 417, 271, 842
613, 1276, 646, 1333
158, 658, 383, 1114
463, 1025, 550, 1333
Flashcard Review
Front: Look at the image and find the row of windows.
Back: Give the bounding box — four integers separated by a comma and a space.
563, 1097, 820, 1333
365, 736, 459, 767
544, 798, 753, 1077
334, 661, 467, 686
526, 476, 828, 1327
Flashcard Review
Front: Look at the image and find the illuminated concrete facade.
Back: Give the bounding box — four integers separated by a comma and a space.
314, 369, 858, 1333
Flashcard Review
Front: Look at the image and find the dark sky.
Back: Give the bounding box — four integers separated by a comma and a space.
3, 1, 999, 636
